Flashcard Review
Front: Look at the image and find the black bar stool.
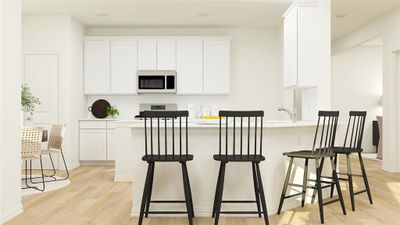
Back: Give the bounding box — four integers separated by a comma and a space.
138, 111, 194, 225
212, 110, 269, 225
277, 111, 346, 224
329, 111, 373, 211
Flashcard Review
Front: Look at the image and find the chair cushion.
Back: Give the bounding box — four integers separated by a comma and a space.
213, 154, 265, 162
283, 150, 335, 159
331, 146, 363, 154
142, 154, 193, 162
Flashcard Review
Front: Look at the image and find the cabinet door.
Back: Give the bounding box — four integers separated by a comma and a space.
283, 9, 298, 88
297, 6, 319, 87
79, 129, 107, 160
203, 41, 230, 94
176, 40, 203, 94
138, 40, 157, 70
106, 129, 116, 160
157, 40, 176, 70
84, 41, 110, 94
111, 41, 138, 94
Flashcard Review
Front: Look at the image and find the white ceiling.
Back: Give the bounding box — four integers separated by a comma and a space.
22, 0, 400, 40
332, 0, 400, 41
22, 0, 293, 28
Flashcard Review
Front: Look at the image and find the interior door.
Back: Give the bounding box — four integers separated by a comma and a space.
24, 54, 59, 126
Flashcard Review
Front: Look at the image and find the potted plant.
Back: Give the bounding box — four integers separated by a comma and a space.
21, 84, 40, 116
106, 106, 120, 119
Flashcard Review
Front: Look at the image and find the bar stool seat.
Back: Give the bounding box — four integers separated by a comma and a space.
283, 150, 335, 158
331, 146, 363, 154
213, 154, 265, 162
142, 154, 194, 162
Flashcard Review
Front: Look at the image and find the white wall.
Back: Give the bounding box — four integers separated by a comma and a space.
333, 8, 400, 172
22, 15, 86, 170
86, 27, 288, 120
332, 45, 383, 153
0, 0, 23, 223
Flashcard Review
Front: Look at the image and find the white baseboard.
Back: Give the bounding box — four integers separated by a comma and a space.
0, 204, 23, 224
68, 161, 80, 170
114, 175, 133, 182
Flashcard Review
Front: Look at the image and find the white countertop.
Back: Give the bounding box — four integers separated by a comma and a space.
113, 119, 317, 128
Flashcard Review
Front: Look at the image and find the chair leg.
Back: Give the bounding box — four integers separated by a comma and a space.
311, 158, 325, 204
255, 163, 270, 225
252, 162, 262, 217
315, 159, 324, 224
330, 158, 346, 215
48, 153, 57, 178
214, 162, 226, 225
358, 152, 373, 204
329, 153, 338, 198
59, 150, 70, 180
277, 157, 294, 214
182, 162, 195, 218
138, 163, 154, 225
346, 154, 355, 211
212, 162, 223, 218
181, 162, 193, 225
301, 158, 309, 207
145, 162, 155, 218
37, 156, 46, 192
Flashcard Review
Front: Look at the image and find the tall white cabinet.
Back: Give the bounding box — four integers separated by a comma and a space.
283, 2, 319, 88
84, 37, 231, 95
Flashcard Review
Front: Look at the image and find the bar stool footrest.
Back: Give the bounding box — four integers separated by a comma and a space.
221, 200, 257, 203
220, 211, 264, 214
150, 200, 186, 203
354, 190, 367, 196
323, 198, 340, 206
147, 211, 188, 214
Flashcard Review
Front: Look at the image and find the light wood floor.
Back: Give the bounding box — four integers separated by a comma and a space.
6, 155, 400, 225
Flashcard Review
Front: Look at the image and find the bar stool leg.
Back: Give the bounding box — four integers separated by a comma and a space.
138, 162, 153, 225
315, 159, 324, 224
182, 162, 195, 218
301, 158, 309, 207
330, 158, 346, 215
181, 162, 193, 225
277, 157, 294, 214
212, 163, 223, 218
346, 154, 355, 211
252, 162, 262, 217
214, 162, 226, 225
255, 163, 270, 225
145, 162, 155, 217
358, 152, 373, 204
311, 158, 325, 204
330, 154, 338, 198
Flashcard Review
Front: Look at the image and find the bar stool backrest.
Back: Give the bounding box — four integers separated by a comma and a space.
218, 110, 264, 157
312, 111, 340, 155
21, 127, 43, 159
48, 124, 65, 150
343, 111, 367, 150
142, 110, 189, 157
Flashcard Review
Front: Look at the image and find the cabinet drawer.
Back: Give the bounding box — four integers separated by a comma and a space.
80, 121, 107, 129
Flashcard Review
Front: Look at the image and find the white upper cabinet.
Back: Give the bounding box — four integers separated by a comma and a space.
84, 37, 230, 95
138, 40, 157, 70
176, 40, 203, 94
110, 41, 138, 94
157, 40, 176, 70
203, 40, 230, 94
84, 41, 110, 94
283, 3, 319, 88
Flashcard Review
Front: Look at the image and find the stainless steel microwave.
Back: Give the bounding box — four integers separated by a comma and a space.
137, 70, 177, 94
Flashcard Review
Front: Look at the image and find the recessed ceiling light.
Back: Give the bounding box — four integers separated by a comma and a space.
97, 13, 108, 17
198, 13, 210, 18
335, 14, 347, 18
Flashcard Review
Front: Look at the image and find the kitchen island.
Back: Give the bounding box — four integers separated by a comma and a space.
113, 119, 338, 217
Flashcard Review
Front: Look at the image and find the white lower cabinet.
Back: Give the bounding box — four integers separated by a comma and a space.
79, 120, 115, 161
